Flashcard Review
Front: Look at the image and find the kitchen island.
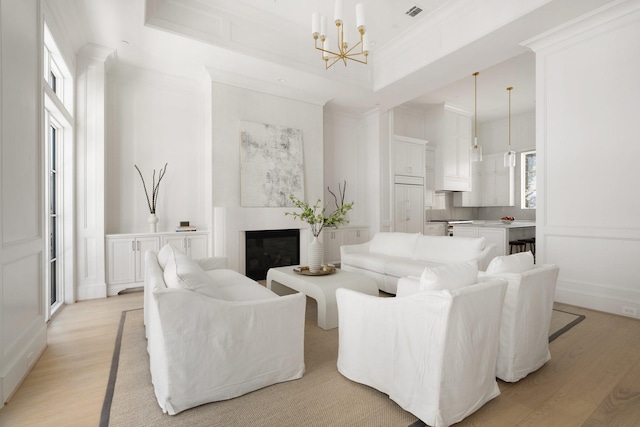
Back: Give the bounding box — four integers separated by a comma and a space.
453, 221, 535, 257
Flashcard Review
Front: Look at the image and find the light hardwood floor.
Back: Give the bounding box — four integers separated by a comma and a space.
0, 292, 639, 426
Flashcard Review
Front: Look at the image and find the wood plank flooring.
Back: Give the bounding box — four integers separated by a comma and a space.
1, 294, 639, 426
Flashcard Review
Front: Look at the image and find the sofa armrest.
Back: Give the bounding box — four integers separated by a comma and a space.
340, 241, 370, 258
477, 244, 497, 271
396, 276, 421, 297
196, 256, 228, 271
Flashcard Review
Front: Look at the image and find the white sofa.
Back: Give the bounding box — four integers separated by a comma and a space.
398, 251, 560, 383
340, 232, 496, 294
144, 245, 306, 415
337, 277, 508, 426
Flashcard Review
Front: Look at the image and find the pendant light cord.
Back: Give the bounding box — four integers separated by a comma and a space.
473, 72, 479, 147
507, 87, 513, 152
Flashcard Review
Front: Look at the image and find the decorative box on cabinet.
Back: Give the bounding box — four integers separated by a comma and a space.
324, 227, 369, 265
424, 104, 472, 192
162, 232, 208, 260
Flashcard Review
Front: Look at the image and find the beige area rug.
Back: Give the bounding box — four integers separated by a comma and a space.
101, 301, 584, 427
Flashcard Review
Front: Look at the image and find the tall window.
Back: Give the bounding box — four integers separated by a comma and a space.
44, 22, 73, 320
48, 122, 60, 307
521, 151, 536, 209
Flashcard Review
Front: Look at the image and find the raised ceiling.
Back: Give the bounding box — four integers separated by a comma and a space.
49, 0, 617, 119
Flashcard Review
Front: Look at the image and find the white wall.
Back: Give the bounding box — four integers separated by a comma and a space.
210, 82, 324, 270
106, 65, 208, 234
526, 0, 640, 318
0, 0, 47, 407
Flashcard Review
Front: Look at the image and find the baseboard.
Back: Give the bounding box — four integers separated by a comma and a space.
555, 287, 640, 320
77, 282, 107, 300
107, 283, 141, 297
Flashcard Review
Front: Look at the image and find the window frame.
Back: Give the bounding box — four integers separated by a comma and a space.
520, 150, 536, 209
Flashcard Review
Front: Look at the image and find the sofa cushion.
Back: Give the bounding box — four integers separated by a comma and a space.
385, 259, 443, 279
486, 251, 534, 275
157, 243, 174, 270
414, 235, 485, 264
205, 269, 259, 288
340, 252, 394, 274
419, 261, 478, 291
163, 250, 214, 290
369, 232, 420, 259
209, 285, 278, 302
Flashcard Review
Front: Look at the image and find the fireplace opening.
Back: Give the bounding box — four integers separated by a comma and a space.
245, 229, 300, 281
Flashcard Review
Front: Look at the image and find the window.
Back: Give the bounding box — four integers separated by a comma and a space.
521, 151, 536, 209
48, 122, 60, 307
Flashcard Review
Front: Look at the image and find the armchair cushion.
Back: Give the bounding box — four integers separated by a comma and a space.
486, 251, 534, 275
419, 261, 478, 291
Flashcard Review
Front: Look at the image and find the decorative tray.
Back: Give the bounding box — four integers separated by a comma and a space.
293, 265, 337, 276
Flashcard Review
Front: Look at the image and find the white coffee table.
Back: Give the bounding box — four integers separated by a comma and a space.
266, 266, 379, 330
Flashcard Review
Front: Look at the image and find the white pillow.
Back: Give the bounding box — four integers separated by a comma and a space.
369, 232, 420, 258
157, 244, 174, 270
419, 261, 478, 291
163, 250, 214, 290
486, 251, 534, 275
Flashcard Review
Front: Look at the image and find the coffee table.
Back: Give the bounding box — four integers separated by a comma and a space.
266, 266, 378, 330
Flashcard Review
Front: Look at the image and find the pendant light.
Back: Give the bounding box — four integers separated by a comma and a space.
504, 86, 516, 168
470, 72, 483, 162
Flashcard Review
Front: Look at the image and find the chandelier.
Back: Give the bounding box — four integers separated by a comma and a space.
311, 1, 369, 69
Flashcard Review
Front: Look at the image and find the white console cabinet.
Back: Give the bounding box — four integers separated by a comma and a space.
106, 231, 209, 295
323, 226, 369, 265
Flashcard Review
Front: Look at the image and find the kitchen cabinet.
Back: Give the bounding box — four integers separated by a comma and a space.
106, 234, 161, 288
162, 232, 209, 260
424, 222, 446, 236
394, 177, 424, 234
424, 146, 436, 207
106, 231, 210, 294
453, 161, 482, 207
452, 223, 534, 257
482, 154, 515, 206
393, 135, 426, 178
425, 104, 472, 192
324, 226, 370, 265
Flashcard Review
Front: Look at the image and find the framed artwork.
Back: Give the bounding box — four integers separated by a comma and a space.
240, 121, 305, 207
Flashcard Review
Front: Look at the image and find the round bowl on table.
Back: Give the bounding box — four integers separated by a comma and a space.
501, 220, 514, 224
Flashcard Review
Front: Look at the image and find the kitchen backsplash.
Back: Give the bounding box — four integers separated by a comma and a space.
425, 192, 536, 222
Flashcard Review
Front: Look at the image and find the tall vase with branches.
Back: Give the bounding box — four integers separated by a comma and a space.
286, 180, 353, 272
135, 163, 168, 232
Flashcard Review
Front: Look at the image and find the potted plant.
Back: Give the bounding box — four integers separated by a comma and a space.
286, 181, 353, 272
135, 163, 168, 232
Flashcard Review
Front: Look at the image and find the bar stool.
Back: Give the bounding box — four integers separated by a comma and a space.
509, 240, 526, 254
521, 238, 536, 260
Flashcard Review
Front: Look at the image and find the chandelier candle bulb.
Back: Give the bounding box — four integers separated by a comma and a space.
334, 0, 343, 24
312, 12, 319, 36
342, 23, 348, 48
363, 33, 369, 53
320, 15, 327, 38
323, 38, 329, 59
356, 3, 365, 30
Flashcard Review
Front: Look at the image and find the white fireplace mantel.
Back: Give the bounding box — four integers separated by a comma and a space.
213, 207, 313, 274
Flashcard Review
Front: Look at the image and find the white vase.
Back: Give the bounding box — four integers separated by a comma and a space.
308, 236, 323, 273
148, 213, 158, 233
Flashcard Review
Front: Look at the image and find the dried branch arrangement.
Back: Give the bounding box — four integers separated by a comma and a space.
134, 163, 168, 214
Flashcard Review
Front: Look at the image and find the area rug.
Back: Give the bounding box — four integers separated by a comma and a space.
100, 303, 584, 427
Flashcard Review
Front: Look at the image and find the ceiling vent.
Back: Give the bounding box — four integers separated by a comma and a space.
405, 5, 423, 17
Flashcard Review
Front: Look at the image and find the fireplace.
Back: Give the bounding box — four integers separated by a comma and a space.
245, 229, 300, 280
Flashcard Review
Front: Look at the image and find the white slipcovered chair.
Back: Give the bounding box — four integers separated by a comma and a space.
336, 265, 508, 427
397, 252, 560, 383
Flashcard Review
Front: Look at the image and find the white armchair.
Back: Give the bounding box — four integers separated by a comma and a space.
336, 279, 508, 427
482, 263, 560, 382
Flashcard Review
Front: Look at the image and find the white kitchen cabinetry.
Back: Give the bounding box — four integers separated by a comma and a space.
106, 231, 210, 295
106, 235, 161, 291
425, 104, 472, 192
324, 227, 370, 265
453, 161, 482, 207
162, 232, 209, 260
424, 146, 436, 207
393, 135, 426, 178
424, 222, 446, 236
482, 154, 515, 206
394, 177, 424, 234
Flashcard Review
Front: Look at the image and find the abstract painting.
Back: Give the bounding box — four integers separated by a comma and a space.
240, 121, 305, 207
